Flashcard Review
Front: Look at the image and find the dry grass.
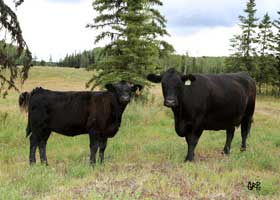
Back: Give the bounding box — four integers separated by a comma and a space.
0, 66, 279, 199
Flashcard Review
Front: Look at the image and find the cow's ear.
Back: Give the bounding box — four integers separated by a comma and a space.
105, 83, 115, 92
181, 74, 196, 82
147, 74, 162, 83
131, 84, 143, 92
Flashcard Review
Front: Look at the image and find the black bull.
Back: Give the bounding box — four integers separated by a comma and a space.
19, 82, 142, 165
147, 68, 256, 161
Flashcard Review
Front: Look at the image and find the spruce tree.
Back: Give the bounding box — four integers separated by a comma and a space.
273, 11, 280, 93
87, 0, 172, 89
80, 52, 90, 68
256, 13, 276, 92
0, 0, 32, 97
227, 0, 258, 77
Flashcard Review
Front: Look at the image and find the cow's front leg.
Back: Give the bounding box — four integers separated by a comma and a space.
99, 137, 108, 163
185, 128, 203, 162
89, 130, 99, 165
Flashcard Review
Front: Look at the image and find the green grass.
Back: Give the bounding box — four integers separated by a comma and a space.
0, 66, 279, 199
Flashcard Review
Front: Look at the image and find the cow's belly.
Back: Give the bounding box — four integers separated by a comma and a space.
51, 126, 88, 136
204, 111, 243, 130
204, 87, 248, 130
52, 127, 88, 136
49, 115, 89, 136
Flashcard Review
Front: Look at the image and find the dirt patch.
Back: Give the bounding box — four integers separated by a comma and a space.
69, 162, 198, 199
255, 106, 280, 118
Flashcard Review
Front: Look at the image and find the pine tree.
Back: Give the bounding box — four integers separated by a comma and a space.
0, 0, 32, 97
226, 0, 258, 77
158, 41, 174, 71
48, 55, 53, 66
80, 52, 90, 68
87, 0, 172, 89
273, 11, 280, 94
256, 13, 276, 92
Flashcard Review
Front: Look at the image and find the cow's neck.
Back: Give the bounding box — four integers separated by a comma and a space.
170, 86, 189, 136
171, 85, 185, 118
119, 103, 128, 114
171, 101, 183, 120
172, 86, 193, 123
112, 94, 128, 123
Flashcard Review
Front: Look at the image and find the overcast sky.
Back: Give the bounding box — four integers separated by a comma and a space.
7, 0, 280, 61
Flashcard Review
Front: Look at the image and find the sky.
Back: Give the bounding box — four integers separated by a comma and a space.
6, 0, 280, 61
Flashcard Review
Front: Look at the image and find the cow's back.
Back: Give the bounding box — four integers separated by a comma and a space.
28, 88, 117, 136
29, 89, 92, 135
181, 72, 256, 130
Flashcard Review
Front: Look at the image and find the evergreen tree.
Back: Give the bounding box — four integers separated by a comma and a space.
39, 60, 46, 66
272, 11, 280, 93
0, 0, 32, 97
180, 54, 186, 74
88, 50, 95, 65
258, 14, 274, 56
226, 0, 258, 77
32, 54, 38, 66
87, 0, 172, 89
158, 41, 174, 71
58, 49, 97, 68
48, 55, 53, 66
80, 52, 90, 68
256, 13, 276, 92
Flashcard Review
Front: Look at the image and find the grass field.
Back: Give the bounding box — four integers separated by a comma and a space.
0, 67, 279, 199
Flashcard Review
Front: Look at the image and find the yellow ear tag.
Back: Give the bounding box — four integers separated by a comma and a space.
135, 88, 141, 96
185, 80, 191, 86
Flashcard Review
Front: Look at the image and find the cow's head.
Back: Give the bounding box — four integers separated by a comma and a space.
19, 91, 30, 113
105, 81, 143, 104
147, 68, 196, 107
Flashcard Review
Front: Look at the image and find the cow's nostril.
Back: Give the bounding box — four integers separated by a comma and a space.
166, 99, 175, 103
164, 99, 177, 107
121, 96, 130, 102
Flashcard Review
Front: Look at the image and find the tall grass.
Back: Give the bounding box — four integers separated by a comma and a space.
0, 66, 279, 199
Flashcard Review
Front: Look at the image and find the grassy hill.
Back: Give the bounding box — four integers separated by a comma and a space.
0, 66, 279, 199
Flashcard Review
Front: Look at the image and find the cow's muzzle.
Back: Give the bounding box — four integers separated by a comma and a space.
120, 95, 130, 104
164, 97, 177, 107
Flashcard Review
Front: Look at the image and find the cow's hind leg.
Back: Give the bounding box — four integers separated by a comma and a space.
38, 132, 51, 165
29, 134, 39, 165
223, 127, 235, 155
240, 117, 252, 152
89, 130, 99, 165
99, 137, 108, 163
185, 128, 203, 162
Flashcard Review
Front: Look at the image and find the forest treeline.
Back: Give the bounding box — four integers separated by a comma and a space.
42, 0, 280, 96
226, 0, 280, 96
1, 0, 280, 96
46, 48, 227, 74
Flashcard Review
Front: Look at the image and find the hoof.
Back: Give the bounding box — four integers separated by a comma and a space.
184, 157, 194, 162
29, 161, 36, 165
221, 151, 229, 155
41, 161, 48, 166
90, 161, 96, 167
240, 147, 246, 152
223, 148, 230, 155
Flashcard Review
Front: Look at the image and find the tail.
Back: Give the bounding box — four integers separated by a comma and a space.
19, 91, 30, 113
26, 118, 31, 137
19, 92, 32, 137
